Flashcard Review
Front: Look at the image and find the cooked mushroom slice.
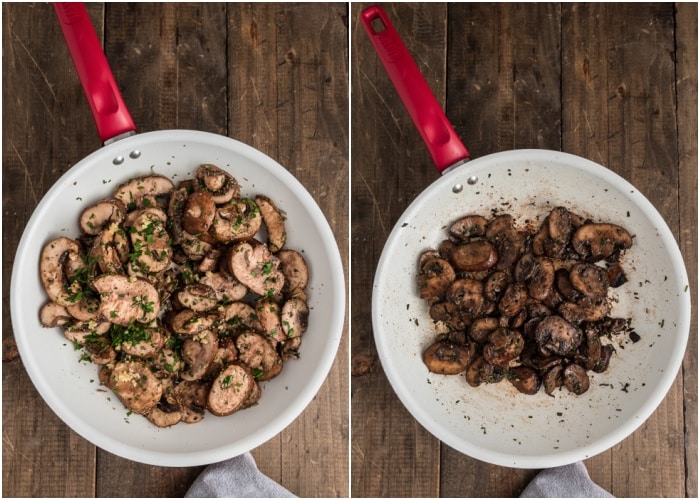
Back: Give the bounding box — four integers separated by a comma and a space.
219, 301, 263, 333
508, 366, 541, 395
281, 296, 309, 340
483, 327, 524, 367
485, 214, 518, 242
418, 255, 456, 303
558, 296, 609, 323
528, 257, 555, 301
181, 329, 218, 381
469, 317, 499, 343
547, 207, 573, 245
40, 302, 72, 327
167, 186, 188, 245
182, 191, 216, 235
198, 248, 222, 273
465, 356, 498, 387
569, 263, 609, 298
429, 302, 467, 331
563, 364, 590, 395
423, 341, 472, 375
606, 263, 629, 288
177, 284, 218, 312
109, 360, 163, 414
543, 365, 565, 396
40, 237, 83, 306
93, 275, 160, 326
195, 164, 240, 204
198, 271, 248, 303
256, 297, 286, 344
119, 325, 165, 358
208, 337, 238, 378
210, 199, 262, 243
128, 208, 172, 274
571, 223, 633, 261
493, 237, 522, 271
172, 380, 208, 423
66, 295, 100, 321
513, 252, 537, 282
89, 223, 129, 274
228, 242, 285, 298
236, 331, 282, 381
241, 379, 262, 409
535, 315, 583, 356
498, 282, 528, 317
592, 344, 614, 373
152, 346, 184, 377
450, 240, 498, 272
276, 249, 309, 295
146, 399, 182, 428
80, 199, 126, 236
84, 336, 116, 365
483, 271, 510, 301
446, 278, 484, 317
256, 195, 286, 253
554, 268, 583, 302
449, 214, 488, 240
208, 362, 255, 416
169, 308, 218, 336
114, 175, 175, 210
64, 320, 111, 345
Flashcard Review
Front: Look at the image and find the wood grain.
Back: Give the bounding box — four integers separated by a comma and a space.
3, 3, 348, 497
350, 2, 697, 497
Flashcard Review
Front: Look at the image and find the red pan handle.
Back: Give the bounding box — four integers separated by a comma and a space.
54, 2, 136, 144
360, 5, 470, 173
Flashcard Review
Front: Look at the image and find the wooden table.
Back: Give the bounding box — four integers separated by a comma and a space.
351, 3, 697, 497
2, 3, 348, 497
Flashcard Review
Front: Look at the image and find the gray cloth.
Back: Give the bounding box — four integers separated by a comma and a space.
185, 452, 296, 498
520, 461, 614, 498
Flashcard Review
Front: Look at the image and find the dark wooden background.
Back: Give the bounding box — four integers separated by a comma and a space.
2, 3, 348, 497
351, 2, 697, 497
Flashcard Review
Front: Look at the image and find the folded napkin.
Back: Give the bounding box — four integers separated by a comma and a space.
185, 452, 296, 498
520, 461, 614, 498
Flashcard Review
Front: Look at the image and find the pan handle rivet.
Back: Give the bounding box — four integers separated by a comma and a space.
452, 183, 463, 193
467, 175, 478, 185
113, 156, 125, 165
129, 150, 141, 159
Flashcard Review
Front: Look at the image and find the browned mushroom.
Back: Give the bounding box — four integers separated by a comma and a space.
256, 194, 286, 253
181, 330, 218, 381
469, 317, 499, 343
114, 175, 175, 210
528, 257, 555, 301
198, 271, 248, 303
558, 296, 609, 323
571, 223, 633, 261
447, 278, 484, 317
563, 363, 590, 395
276, 249, 309, 295
227, 242, 285, 298
449, 215, 488, 240
450, 240, 498, 272
210, 199, 262, 243
93, 274, 160, 326
39, 302, 73, 327
40, 237, 83, 307
80, 199, 126, 235
183, 191, 216, 235
418, 254, 456, 303
171, 380, 208, 423
256, 297, 286, 343
146, 399, 182, 428
168, 309, 218, 336
569, 263, 609, 298
195, 164, 240, 204
218, 301, 263, 333
423, 341, 472, 375
498, 283, 528, 317
207, 363, 255, 416
281, 296, 309, 340
177, 283, 218, 312
109, 360, 163, 414
535, 315, 583, 356
236, 331, 282, 380
543, 365, 564, 396
482, 327, 524, 367
508, 366, 541, 395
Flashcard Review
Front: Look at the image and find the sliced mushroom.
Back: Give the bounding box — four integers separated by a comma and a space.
79, 199, 126, 235
228, 242, 285, 298
84, 336, 116, 365
482, 327, 524, 367
93, 274, 160, 326
210, 199, 262, 243
177, 283, 218, 312
195, 164, 240, 204
554, 268, 583, 302
571, 223, 633, 261
119, 326, 165, 358
429, 302, 467, 331
469, 317, 499, 343
236, 331, 282, 380
63, 320, 111, 345
146, 399, 182, 428
465, 356, 503, 387
606, 263, 629, 288
281, 296, 309, 340
498, 282, 528, 317
179, 230, 214, 261
446, 278, 484, 317
569, 263, 609, 298
543, 365, 565, 396
547, 207, 572, 245
128, 208, 172, 274
39, 302, 72, 327
114, 175, 175, 210
276, 249, 309, 295
423, 341, 472, 375
198, 271, 248, 303
207, 362, 255, 416
256, 297, 286, 343
241, 379, 262, 409
508, 366, 541, 395
483, 271, 510, 301
563, 363, 590, 395
166, 186, 188, 245
418, 255, 456, 303
535, 315, 583, 356
528, 257, 555, 301
183, 191, 216, 235
450, 240, 498, 272
181, 329, 218, 381
558, 296, 609, 323
172, 380, 208, 423
40, 237, 82, 306
66, 295, 100, 321
256, 194, 286, 253
449, 214, 488, 240
168, 309, 218, 336
90, 223, 128, 274
218, 301, 263, 333
109, 360, 163, 414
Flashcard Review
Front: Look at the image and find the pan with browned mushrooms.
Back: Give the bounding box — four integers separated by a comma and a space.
39, 164, 310, 427
418, 206, 634, 397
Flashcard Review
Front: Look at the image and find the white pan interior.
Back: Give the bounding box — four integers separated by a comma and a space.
11, 130, 345, 467
372, 149, 690, 468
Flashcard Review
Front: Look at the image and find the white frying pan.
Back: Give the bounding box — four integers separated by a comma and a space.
9, 3, 344, 466
362, 5, 690, 468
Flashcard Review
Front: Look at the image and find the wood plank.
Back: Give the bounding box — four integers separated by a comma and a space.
675, 2, 699, 497
351, 2, 447, 497
442, 4, 561, 494
563, 3, 686, 496
2, 3, 103, 496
